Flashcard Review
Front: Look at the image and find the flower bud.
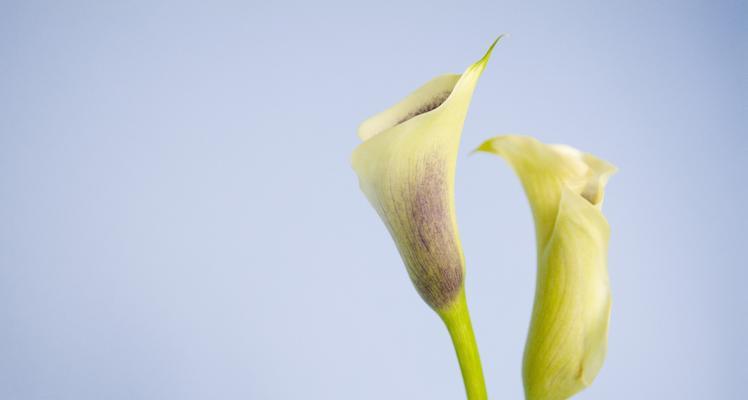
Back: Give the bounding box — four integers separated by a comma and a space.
476, 135, 616, 400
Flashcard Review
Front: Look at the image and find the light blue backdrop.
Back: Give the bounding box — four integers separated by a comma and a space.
1, 1, 745, 399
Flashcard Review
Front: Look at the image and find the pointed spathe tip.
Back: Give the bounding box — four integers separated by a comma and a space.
474, 34, 506, 68
471, 139, 497, 155
489, 34, 507, 52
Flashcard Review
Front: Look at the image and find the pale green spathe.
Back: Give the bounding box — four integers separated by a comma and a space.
351, 39, 502, 400
351, 39, 498, 311
476, 135, 616, 400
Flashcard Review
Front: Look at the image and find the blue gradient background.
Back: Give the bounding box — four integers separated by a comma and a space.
1, 1, 745, 399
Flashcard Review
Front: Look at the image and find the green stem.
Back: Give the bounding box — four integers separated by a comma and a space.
438, 289, 487, 400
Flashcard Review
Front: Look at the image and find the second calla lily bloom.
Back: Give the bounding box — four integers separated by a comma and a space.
476, 135, 616, 400
351, 39, 500, 399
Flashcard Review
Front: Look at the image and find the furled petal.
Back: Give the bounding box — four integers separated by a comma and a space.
476, 135, 616, 400
351, 39, 498, 310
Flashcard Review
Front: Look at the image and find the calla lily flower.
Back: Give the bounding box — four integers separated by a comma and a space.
352, 39, 501, 399
475, 135, 616, 400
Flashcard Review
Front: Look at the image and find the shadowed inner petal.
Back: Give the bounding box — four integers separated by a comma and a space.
580, 181, 603, 205
357, 74, 460, 141
396, 91, 452, 125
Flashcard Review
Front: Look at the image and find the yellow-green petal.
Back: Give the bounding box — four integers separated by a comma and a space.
476, 135, 616, 400
351, 38, 499, 310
